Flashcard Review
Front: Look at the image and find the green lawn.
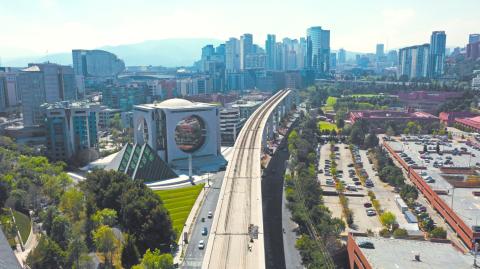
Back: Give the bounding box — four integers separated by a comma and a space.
318, 121, 338, 132
323, 97, 337, 112
13, 210, 31, 244
349, 94, 382, 97
155, 184, 204, 236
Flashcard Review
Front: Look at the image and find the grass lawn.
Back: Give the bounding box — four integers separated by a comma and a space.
323, 96, 337, 112
155, 184, 204, 236
348, 94, 382, 97
318, 121, 338, 132
13, 210, 31, 243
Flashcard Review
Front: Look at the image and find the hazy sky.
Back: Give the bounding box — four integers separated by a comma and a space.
1, 0, 479, 57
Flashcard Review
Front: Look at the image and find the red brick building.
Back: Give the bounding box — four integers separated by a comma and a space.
439, 111, 476, 126
397, 91, 463, 113
349, 109, 438, 132
455, 116, 480, 132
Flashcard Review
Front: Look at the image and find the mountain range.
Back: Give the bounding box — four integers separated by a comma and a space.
1, 38, 223, 68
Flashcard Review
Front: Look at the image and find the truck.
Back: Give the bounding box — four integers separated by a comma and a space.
395, 196, 408, 213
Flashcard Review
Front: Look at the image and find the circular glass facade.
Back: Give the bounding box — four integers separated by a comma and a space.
174, 115, 206, 153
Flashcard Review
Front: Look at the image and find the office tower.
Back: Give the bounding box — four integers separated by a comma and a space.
296, 37, 306, 69
376, 44, 385, 61
0, 71, 19, 112
428, 31, 446, 78
202, 45, 215, 60
282, 38, 297, 71
306, 26, 330, 74
275, 42, 284, 71
0, 76, 7, 112
240, 34, 253, 70
398, 44, 430, 79
72, 49, 125, 77
469, 34, 480, 44
266, 34, 277, 70
100, 84, 149, 112
338, 48, 346, 64
387, 50, 398, 66
18, 63, 77, 126
330, 53, 337, 69
43, 101, 101, 161
225, 38, 240, 72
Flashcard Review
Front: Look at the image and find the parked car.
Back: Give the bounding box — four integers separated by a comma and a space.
208, 211, 213, 218
198, 240, 205, 249
202, 227, 208, 235
358, 241, 375, 249
366, 209, 377, 216
364, 202, 372, 208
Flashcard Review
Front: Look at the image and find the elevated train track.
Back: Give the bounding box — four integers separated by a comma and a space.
202, 89, 292, 269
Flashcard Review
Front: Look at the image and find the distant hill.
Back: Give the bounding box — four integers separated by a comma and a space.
2, 38, 223, 67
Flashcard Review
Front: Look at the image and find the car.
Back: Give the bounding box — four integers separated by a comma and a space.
202, 227, 208, 235
426, 178, 435, 183
354, 181, 361, 186
198, 240, 205, 249
348, 163, 354, 167
352, 177, 359, 182
415, 206, 427, 213
208, 211, 213, 218
346, 185, 357, 191
363, 202, 372, 208
366, 209, 376, 216
326, 179, 335, 186
318, 169, 323, 174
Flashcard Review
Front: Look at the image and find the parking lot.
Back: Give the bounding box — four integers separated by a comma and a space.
385, 136, 480, 239
318, 143, 383, 234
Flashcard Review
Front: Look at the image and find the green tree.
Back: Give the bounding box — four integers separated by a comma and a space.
380, 211, 396, 230
60, 188, 85, 222
50, 215, 71, 250
133, 248, 174, 269
393, 228, 408, 238
93, 225, 118, 267
364, 133, 379, 148
0, 178, 11, 208
27, 236, 66, 269
400, 184, 419, 201
66, 236, 89, 269
336, 119, 345, 129
350, 125, 365, 145
121, 234, 140, 269
92, 208, 118, 228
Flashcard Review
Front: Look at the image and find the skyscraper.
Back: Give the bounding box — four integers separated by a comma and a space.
72, 49, 125, 78
240, 34, 253, 70
469, 34, 480, 44
18, 63, 77, 126
43, 101, 101, 161
306, 26, 330, 75
266, 34, 277, 70
376, 44, 385, 61
225, 38, 240, 72
338, 48, 346, 64
428, 31, 446, 78
398, 44, 430, 79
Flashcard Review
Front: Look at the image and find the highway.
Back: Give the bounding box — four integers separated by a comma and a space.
202, 89, 292, 269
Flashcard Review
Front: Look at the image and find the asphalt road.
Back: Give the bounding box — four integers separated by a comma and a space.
182, 171, 225, 269
262, 146, 289, 269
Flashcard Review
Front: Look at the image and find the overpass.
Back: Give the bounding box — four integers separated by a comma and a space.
202, 89, 295, 269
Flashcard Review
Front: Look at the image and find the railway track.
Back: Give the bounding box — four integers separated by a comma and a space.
202, 90, 291, 269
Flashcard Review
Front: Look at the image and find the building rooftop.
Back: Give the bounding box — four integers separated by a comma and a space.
136, 98, 216, 110
456, 116, 480, 130
386, 139, 480, 230
350, 110, 438, 120
355, 236, 473, 269
41, 100, 101, 110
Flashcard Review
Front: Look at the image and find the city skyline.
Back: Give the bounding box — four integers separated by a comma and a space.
1, 0, 479, 59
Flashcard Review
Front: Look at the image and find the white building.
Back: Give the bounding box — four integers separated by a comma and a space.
219, 108, 245, 145
133, 98, 224, 172
472, 72, 480, 90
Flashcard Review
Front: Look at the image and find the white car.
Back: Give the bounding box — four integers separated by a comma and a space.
198, 240, 205, 249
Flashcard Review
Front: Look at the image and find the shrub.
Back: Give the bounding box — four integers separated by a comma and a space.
393, 228, 408, 238
379, 228, 391, 237
380, 211, 396, 230
429, 227, 447, 239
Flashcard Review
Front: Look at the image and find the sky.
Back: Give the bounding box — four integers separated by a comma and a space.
0, 0, 479, 58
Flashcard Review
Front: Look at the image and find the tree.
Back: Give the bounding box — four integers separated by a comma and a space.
350, 125, 365, 145
132, 248, 174, 269
92, 208, 118, 228
122, 234, 140, 269
66, 236, 89, 269
364, 133, 379, 149
93, 225, 118, 267
0, 178, 10, 208
336, 119, 345, 129
60, 188, 85, 222
400, 184, 418, 201
380, 211, 396, 230
50, 215, 71, 250
27, 236, 66, 269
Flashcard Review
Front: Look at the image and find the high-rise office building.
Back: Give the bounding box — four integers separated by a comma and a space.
306, 26, 330, 75
398, 44, 430, 79
469, 34, 480, 44
0, 70, 19, 112
428, 31, 446, 78
387, 50, 398, 66
225, 38, 241, 72
266, 34, 277, 70
18, 63, 77, 126
43, 101, 101, 161
330, 53, 337, 70
240, 34, 253, 70
72, 49, 125, 78
338, 48, 346, 64
376, 44, 385, 61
